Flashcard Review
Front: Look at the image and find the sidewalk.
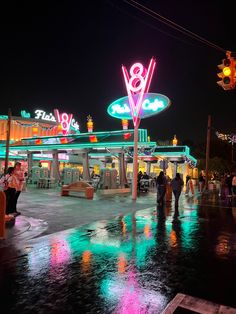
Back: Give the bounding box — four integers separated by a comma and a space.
1, 186, 158, 245
2, 186, 235, 247
1, 187, 236, 313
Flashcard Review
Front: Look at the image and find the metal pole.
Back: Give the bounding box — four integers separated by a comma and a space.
132, 123, 139, 200
4, 108, 12, 175
205, 115, 211, 190
231, 142, 234, 163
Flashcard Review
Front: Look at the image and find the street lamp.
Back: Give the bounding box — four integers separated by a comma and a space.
122, 58, 156, 200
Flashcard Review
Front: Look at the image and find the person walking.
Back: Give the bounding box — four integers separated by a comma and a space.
185, 175, 194, 196
171, 173, 184, 207
198, 172, 205, 193
156, 171, 167, 206
13, 162, 24, 215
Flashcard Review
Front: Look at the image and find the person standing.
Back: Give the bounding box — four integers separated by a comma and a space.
137, 171, 143, 192
4, 167, 18, 215
156, 171, 167, 205
171, 173, 184, 207
232, 174, 236, 196
13, 162, 24, 215
225, 173, 233, 197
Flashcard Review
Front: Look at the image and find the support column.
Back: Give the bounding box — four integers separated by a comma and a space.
132, 125, 139, 200
205, 115, 211, 190
82, 150, 90, 181
174, 161, 178, 177
27, 152, 33, 178
146, 161, 151, 175
51, 150, 60, 182
118, 151, 127, 188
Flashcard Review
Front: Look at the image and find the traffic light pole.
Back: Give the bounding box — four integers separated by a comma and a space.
232, 142, 235, 163
205, 115, 211, 190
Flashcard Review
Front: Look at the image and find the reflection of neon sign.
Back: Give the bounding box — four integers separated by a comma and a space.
101, 272, 166, 312
107, 93, 170, 120
122, 58, 156, 127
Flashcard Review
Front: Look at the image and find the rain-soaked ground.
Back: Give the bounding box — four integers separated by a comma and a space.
0, 193, 236, 313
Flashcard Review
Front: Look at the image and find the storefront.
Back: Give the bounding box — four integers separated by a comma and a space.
0, 109, 197, 187
0, 109, 80, 142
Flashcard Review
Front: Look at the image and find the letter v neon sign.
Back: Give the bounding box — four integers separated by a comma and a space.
122, 57, 156, 127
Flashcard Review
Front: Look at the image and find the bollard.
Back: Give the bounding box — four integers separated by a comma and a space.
165, 183, 172, 202
0, 191, 6, 239
86, 187, 94, 199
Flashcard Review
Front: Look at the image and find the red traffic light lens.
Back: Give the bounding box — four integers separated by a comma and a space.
224, 58, 231, 66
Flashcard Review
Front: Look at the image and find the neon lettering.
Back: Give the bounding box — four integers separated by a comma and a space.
110, 98, 164, 115
33, 109, 80, 132
21, 110, 31, 118
71, 118, 79, 130
35, 110, 56, 122
142, 99, 164, 111
111, 104, 130, 114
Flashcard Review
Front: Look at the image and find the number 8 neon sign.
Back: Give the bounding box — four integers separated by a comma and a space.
54, 109, 73, 135
122, 58, 156, 127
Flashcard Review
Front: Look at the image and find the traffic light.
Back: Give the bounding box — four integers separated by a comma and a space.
217, 52, 236, 90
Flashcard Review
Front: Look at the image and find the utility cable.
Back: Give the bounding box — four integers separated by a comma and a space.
122, 0, 229, 53
107, 0, 200, 49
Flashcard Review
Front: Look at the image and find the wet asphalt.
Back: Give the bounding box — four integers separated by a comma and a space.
0, 188, 236, 313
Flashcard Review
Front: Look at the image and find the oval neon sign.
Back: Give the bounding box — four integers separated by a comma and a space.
107, 93, 171, 120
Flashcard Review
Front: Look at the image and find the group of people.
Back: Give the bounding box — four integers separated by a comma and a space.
0, 162, 24, 216
137, 171, 150, 191
156, 171, 184, 207
220, 173, 236, 198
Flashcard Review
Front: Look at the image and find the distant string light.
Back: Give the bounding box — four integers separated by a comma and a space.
216, 131, 236, 144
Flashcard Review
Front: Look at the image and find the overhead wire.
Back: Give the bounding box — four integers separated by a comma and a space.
122, 0, 228, 53
107, 0, 201, 48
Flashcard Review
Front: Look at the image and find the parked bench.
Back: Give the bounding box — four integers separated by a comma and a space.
61, 181, 94, 199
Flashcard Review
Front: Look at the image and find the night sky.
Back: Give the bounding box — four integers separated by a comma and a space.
0, 0, 235, 142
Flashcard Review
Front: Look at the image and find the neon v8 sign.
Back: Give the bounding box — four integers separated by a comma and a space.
107, 93, 170, 120
54, 109, 73, 135
122, 58, 156, 126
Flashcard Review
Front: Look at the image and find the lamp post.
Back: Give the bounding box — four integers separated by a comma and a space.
122, 58, 156, 200
4, 108, 12, 175
106, 57, 170, 199
232, 142, 235, 163
205, 115, 211, 190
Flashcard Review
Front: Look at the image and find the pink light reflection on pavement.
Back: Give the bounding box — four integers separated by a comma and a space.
50, 238, 71, 266
108, 269, 166, 314
116, 271, 146, 314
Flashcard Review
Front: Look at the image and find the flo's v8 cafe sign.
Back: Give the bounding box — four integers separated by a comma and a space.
107, 93, 170, 120
21, 109, 80, 133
